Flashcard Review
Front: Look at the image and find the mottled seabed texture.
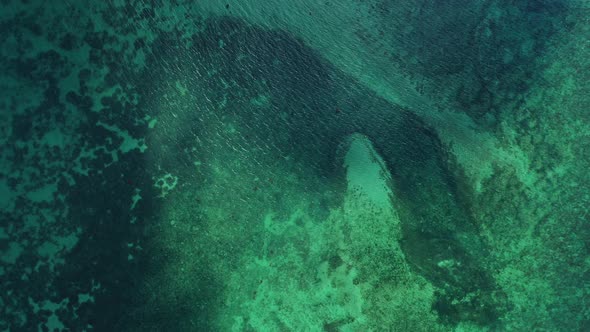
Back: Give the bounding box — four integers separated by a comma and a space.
0, 0, 589, 331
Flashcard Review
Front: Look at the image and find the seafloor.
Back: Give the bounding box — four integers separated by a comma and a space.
0, 0, 589, 331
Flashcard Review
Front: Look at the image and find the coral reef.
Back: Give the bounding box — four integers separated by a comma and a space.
1, 0, 588, 331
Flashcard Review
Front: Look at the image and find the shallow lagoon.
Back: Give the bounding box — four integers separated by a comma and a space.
1, 1, 589, 331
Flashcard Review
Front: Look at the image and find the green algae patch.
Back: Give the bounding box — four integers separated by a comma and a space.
141, 127, 444, 331
153, 173, 179, 198
96, 121, 148, 153
1, 242, 24, 264
214, 134, 443, 331
1, 1, 588, 330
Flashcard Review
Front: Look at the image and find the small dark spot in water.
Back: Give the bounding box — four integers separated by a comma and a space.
328, 255, 343, 269
60, 33, 76, 50
225, 4, 229, 9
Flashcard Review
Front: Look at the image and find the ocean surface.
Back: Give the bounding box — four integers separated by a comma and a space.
1, 1, 589, 331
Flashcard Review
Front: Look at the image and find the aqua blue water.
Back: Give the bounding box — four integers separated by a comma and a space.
1, 1, 589, 331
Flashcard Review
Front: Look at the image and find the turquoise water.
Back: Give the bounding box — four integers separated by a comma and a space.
1, 1, 589, 331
